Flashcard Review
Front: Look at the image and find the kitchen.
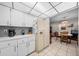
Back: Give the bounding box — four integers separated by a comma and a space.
0, 2, 79, 56
0, 2, 50, 56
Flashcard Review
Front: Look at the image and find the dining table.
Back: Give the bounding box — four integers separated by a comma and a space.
58, 34, 72, 43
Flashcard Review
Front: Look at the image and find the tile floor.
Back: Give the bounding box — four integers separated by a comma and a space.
29, 37, 79, 56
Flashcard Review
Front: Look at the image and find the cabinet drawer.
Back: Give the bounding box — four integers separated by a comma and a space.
17, 38, 28, 44
0, 40, 17, 48
0, 41, 9, 48
7, 40, 17, 47
29, 37, 35, 41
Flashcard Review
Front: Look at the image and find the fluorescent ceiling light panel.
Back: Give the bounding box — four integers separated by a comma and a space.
14, 2, 31, 12
22, 2, 36, 8
51, 2, 61, 7
0, 2, 12, 7
34, 2, 52, 13
39, 14, 48, 18
56, 2, 76, 12
30, 10, 41, 16
45, 9, 57, 17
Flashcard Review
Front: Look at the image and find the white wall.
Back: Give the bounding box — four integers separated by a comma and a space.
51, 18, 78, 34
51, 22, 59, 32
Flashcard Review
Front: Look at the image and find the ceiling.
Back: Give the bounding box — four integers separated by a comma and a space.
0, 2, 78, 19
20, 2, 78, 18
50, 7, 78, 23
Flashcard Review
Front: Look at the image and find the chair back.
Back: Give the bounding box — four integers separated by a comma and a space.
60, 31, 68, 36
54, 32, 58, 37
60, 31, 68, 41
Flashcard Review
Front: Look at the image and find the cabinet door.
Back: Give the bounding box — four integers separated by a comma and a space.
17, 38, 28, 56
29, 40, 35, 54
0, 46, 17, 56
17, 44, 28, 56
28, 37, 35, 54
0, 5, 10, 26
0, 40, 17, 56
11, 9, 23, 27
24, 14, 34, 27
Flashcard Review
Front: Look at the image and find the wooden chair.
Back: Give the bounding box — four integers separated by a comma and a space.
54, 32, 59, 40
60, 31, 68, 44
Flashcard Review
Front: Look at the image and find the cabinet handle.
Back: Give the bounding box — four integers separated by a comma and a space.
8, 43, 10, 46
26, 42, 30, 47
29, 42, 30, 46
14, 47, 16, 52
26, 42, 28, 46
22, 40, 24, 43
0, 50, 1, 54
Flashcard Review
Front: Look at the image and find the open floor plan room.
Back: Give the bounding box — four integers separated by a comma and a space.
0, 2, 79, 56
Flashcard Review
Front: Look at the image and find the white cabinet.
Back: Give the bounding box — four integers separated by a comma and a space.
28, 36, 35, 54
17, 44, 28, 56
0, 40, 17, 56
0, 5, 10, 26
17, 38, 28, 56
17, 36, 35, 56
29, 40, 35, 53
11, 9, 24, 27
11, 9, 34, 27
0, 35, 35, 56
24, 14, 34, 27
0, 46, 17, 56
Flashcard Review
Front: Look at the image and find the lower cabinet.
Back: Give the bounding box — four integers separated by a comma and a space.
17, 36, 35, 56
28, 39, 35, 54
0, 46, 17, 56
17, 44, 28, 56
0, 36, 35, 56
0, 39, 17, 56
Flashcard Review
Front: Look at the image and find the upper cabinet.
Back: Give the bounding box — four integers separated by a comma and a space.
0, 5, 10, 26
24, 14, 34, 27
0, 4, 35, 27
11, 9, 24, 27
11, 9, 35, 27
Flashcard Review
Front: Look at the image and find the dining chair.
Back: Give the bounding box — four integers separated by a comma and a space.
60, 31, 68, 44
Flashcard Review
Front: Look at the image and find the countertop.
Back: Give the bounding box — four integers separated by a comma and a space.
0, 34, 35, 42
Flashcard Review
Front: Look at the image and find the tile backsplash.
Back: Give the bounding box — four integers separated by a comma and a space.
0, 26, 33, 37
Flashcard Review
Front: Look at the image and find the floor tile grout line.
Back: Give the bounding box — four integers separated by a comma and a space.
55, 43, 62, 56
30, 37, 78, 56
75, 45, 78, 56
66, 44, 69, 56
